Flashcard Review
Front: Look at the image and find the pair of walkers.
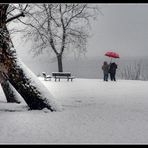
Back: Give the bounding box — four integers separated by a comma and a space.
102, 61, 118, 81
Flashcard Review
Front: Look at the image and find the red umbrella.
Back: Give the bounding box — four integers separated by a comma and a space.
105, 51, 120, 62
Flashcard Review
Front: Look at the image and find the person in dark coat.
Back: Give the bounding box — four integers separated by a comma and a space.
109, 62, 118, 81
102, 61, 109, 81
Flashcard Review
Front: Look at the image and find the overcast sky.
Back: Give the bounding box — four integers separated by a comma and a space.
12, 3, 148, 61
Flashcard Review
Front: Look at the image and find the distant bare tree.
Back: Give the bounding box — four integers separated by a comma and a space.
120, 61, 143, 80
20, 4, 100, 72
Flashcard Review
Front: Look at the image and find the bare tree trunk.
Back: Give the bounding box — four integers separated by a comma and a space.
0, 5, 61, 111
0, 71, 20, 103
1, 80, 21, 103
57, 54, 63, 72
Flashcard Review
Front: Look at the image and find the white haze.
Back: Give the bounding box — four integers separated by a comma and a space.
9, 3, 148, 79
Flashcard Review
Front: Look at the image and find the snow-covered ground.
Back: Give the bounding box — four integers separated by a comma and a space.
0, 77, 148, 144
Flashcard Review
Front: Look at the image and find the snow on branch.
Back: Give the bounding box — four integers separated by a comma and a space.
6, 12, 25, 23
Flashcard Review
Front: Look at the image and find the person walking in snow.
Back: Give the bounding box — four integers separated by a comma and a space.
109, 62, 118, 81
102, 61, 109, 81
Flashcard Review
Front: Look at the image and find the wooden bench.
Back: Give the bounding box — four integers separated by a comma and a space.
52, 72, 75, 81
42, 72, 52, 81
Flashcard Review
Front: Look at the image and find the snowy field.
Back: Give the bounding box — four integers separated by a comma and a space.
0, 77, 148, 144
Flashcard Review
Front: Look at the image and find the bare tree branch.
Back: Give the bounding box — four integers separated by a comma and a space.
6, 12, 25, 23
18, 3, 99, 72
6, 4, 29, 23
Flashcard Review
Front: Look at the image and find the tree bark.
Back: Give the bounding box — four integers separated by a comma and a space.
1, 80, 21, 103
0, 4, 61, 111
7, 59, 61, 110
57, 54, 63, 72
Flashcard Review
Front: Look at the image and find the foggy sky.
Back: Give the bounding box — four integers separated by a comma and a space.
87, 4, 148, 58
12, 3, 148, 61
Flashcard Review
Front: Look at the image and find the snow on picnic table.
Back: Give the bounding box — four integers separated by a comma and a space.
0, 77, 148, 144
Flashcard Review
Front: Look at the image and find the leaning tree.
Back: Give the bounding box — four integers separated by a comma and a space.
1, 80, 21, 103
20, 4, 99, 72
0, 4, 61, 111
